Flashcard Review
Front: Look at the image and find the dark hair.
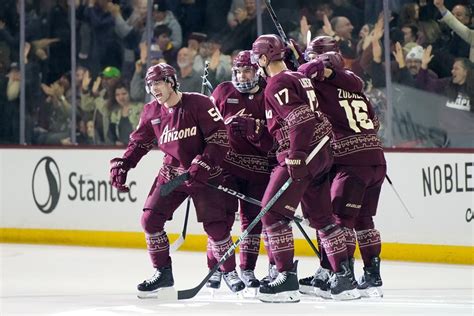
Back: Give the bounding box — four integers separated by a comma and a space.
446, 58, 473, 105
154, 25, 172, 38
402, 24, 418, 40
106, 80, 129, 111
399, 3, 419, 26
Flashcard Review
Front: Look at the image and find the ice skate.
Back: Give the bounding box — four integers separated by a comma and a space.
312, 266, 332, 298
222, 270, 245, 293
299, 266, 332, 298
358, 256, 383, 298
329, 260, 361, 301
241, 269, 260, 297
298, 274, 315, 295
259, 261, 300, 303
260, 263, 279, 285
137, 266, 175, 299
206, 269, 222, 295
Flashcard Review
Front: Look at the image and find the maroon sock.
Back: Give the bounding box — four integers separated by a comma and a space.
262, 229, 275, 265
145, 231, 171, 268
239, 234, 260, 271
318, 225, 348, 273
208, 236, 236, 272
265, 221, 294, 272
356, 229, 381, 266
343, 227, 357, 259
207, 237, 218, 269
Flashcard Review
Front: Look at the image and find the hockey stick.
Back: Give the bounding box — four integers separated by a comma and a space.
206, 182, 320, 258
174, 135, 329, 300
160, 173, 190, 196
263, 0, 300, 69
385, 174, 414, 219
169, 198, 191, 252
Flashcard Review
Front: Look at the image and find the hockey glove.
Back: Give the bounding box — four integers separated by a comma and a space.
285, 151, 309, 181
187, 155, 212, 186
318, 51, 345, 70
229, 116, 263, 140
297, 58, 325, 81
110, 158, 131, 192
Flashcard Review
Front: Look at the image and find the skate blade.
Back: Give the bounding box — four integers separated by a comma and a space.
242, 287, 259, 298
137, 286, 177, 300
258, 290, 300, 303
331, 288, 361, 301
206, 287, 219, 299
298, 285, 316, 296
314, 288, 332, 299
360, 286, 383, 298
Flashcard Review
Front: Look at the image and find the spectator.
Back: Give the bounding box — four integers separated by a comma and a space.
109, 0, 147, 81
187, 32, 207, 57
80, 66, 122, 144
399, 2, 420, 27
1, 62, 20, 143
107, 81, 143, 145
152, 24, 178, 68
401, 24, 418, 45
220, 0, 259, 55
176, 47, 202, 92
35, 74, 73, 145
417, 51, 473, 147
324, 15, 357, 61
418, 50, 473, 111
193, 37, 232, 88
83, 0, 123, 76
151, 0, 182, 49
434, 0, 474, 61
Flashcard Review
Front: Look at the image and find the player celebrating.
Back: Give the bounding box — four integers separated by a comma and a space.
244, 34, 359, 302
207, 50, 274, 293
298, 36, 386, 298
109, 63, 245, 298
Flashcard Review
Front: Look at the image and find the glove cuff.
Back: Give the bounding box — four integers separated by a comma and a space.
110, 158, 131, 171
285, 151, 307, 166
191, 155, 212, 171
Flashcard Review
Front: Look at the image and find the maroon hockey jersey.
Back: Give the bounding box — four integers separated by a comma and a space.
264, 70, 332, 164
312, 69, 385, 166
212, 82, 273, 182
122, 92, 229, 180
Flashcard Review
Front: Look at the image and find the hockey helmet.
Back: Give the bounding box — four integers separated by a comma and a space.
145, 63, 179, 93
305, 36, 339, 61
251, 34, 286, 65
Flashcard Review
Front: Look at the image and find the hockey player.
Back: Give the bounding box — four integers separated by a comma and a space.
207, 50, 274, 293
109, 63, 244, 298
243, 34, 360, 302
297, 36, 386, 298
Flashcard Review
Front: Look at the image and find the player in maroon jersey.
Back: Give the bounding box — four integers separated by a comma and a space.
243, 34, 360, 302
207, 50, 275, 293
109, 63, 245, 298
298, 36, 386, 298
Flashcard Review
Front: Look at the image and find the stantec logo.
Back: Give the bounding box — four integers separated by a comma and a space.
32, 156, 61, 214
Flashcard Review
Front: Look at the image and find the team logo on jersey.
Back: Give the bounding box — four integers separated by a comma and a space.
151, 118, 161, 125
226, 98, 239, 104
265, 110, 273, 119
159, 125, 197, 144
224, 108, 247, 125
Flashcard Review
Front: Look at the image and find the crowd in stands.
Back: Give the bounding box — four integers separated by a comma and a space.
0, 0, 472, 147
